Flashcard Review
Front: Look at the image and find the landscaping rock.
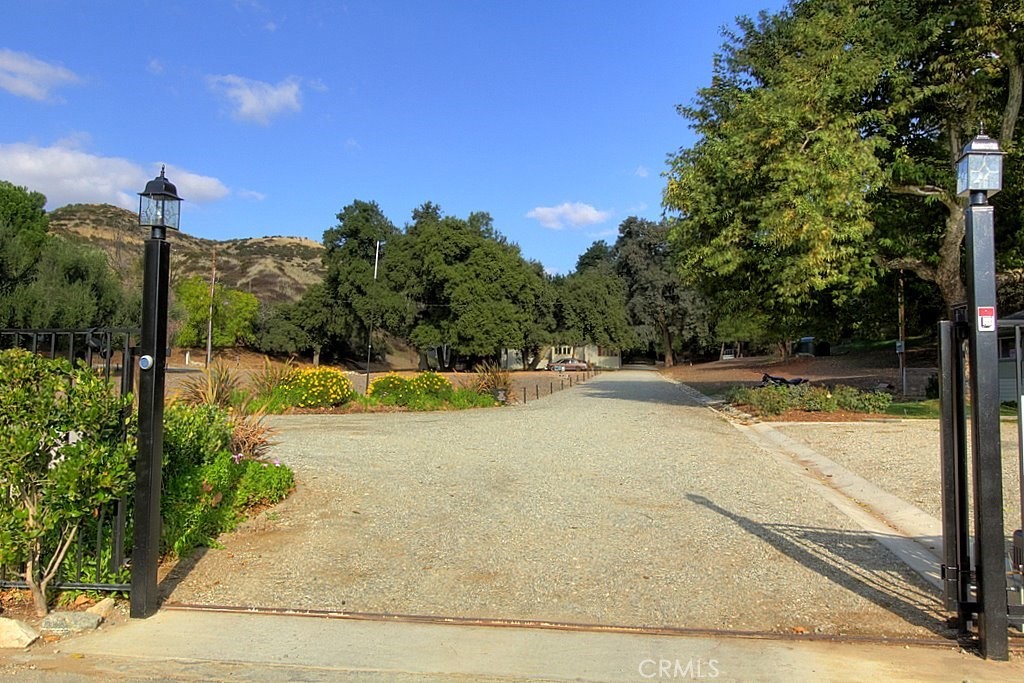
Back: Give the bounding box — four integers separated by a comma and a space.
85, 597, 116, 621
40, 611, 103, 637
0, 617, 40, 648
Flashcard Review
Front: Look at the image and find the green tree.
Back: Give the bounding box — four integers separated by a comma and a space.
8, 238, 131, 328
391, 204, 552, 363
320, 200, 402, 357
665, 0, 1022, 321
554, 263, 636, 351
0, 181, 48, 305
614, 217, 711, 366
173, 276, 259, 349
0, 180, 129, 328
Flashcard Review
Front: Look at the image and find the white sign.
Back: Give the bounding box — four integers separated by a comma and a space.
978, 306, 996, 332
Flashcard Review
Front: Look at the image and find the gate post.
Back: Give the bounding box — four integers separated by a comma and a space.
959, 133, 1011, 658
130, 234, 170, 618
938, 320, 970, 626
130, 169, 181, 618
964, 189, 1009, 659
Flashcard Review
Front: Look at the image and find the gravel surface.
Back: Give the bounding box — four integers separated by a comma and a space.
165, 371, 947, 639
772, 420, 1023, 537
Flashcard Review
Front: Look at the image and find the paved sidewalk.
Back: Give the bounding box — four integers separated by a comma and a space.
3, 608, 1021, 682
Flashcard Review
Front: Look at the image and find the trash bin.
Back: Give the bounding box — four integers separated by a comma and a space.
794, 336, 815, 357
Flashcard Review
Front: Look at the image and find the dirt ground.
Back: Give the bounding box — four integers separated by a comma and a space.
661, 352, 903, 396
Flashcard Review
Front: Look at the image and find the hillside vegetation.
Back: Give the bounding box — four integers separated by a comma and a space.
47, 204, 325, 304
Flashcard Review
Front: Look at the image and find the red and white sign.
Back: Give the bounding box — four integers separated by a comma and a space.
978, 306, 996, 332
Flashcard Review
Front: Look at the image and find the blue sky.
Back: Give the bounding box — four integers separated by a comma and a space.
1, 1, 785, 275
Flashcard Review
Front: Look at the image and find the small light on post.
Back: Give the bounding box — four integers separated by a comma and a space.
956, 134, 1004, 199
138, 166, 182, 237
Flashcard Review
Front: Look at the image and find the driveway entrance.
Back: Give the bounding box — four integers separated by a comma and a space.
164, 371, 946, 639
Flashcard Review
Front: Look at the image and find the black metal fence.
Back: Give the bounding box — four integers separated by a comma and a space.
0, 327, 139, 592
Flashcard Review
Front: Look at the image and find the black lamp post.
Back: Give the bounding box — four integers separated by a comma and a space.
956, 133, 1009, 659
130, 166, 181, 618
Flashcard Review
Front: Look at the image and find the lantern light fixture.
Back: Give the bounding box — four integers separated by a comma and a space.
956, 133, 1005, 198
138, 166, 182, 234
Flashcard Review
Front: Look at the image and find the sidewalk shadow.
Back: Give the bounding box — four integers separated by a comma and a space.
686, 494, 953, 637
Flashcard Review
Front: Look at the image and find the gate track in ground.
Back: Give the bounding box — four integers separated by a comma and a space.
162, 371, 957, 642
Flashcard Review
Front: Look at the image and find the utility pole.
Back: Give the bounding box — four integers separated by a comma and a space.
365, 240, 381, 394
205, 247, 216, 368
898, 270, 907, 396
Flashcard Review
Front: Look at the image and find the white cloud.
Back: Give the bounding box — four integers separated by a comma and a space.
162, 164, 230, 203
0, 141, 227, 209
0, 48, 80, 102
207, 74, 302, 125
526, 202, 611, 230
634, 165, 649, 178
238, 188, 266, 201
344, 137, 361, 151
147, 58, 164, 75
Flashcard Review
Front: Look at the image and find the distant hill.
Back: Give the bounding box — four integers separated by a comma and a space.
47, 204, 325, 305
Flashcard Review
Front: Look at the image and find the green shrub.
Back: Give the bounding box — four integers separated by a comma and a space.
409, 371, 454, 400
161, 402, 291, 559
368, 373, 412, 405
726, 382, 892, 417
236, 459, 295, 509
283, 366, 355, 408
835, 387, 892, 413
0, 349, 135, 616
160, 447, 242, 557
791, 385, 838, 412
727, 385, 792, 416
248, 385, 293, 414
163, 403, 232, 475
448, 388, 499, 409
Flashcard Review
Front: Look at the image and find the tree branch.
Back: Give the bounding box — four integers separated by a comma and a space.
891, 184, 960, 214
876, 256, 937, 284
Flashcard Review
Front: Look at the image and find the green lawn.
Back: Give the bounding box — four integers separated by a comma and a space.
886, 400, 1019, 419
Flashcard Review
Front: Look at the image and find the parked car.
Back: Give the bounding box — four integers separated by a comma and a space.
547, 358, 588, 372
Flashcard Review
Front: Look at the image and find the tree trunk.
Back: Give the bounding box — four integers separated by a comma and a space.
312, 345, 321, 367
661, 324, 674, 367
935, 205, 967, 315
25, 557, 48, 617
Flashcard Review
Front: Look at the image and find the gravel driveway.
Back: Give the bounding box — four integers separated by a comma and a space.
164, 371, 947, 638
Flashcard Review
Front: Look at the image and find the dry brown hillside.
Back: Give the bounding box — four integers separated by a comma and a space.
47, 203, 325, 304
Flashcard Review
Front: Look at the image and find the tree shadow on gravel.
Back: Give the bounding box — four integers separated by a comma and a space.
687, 494, 953, 638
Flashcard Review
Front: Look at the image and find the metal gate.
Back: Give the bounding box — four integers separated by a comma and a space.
0, 327, 139, 592
938, 318, 1024, 651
